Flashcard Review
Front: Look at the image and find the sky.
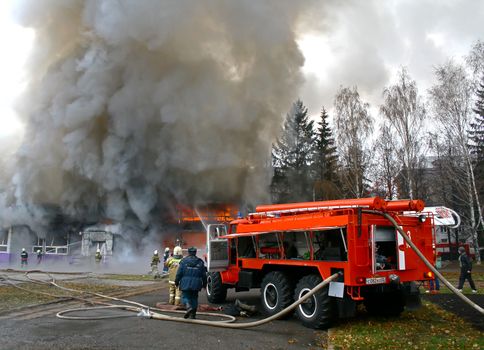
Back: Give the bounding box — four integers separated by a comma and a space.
0, 0, 32, 138
298, 0, 484, 118
0, 0, 483, 137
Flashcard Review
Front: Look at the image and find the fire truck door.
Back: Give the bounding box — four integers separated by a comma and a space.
397, 227, 406, 270
371, 227, 376, 274
206, 224, 229, 272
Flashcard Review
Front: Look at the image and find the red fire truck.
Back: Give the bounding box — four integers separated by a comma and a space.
205, 197, 436, 329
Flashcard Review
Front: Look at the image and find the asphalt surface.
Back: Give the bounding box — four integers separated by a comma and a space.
1, 261, 482, 349
0, 281, 326, 350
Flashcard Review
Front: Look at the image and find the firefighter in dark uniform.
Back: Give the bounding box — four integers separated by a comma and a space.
20, 248, 28, 267
36, 249, 43, 264
163, 247, 170, 272
95, 249, 102, 265
165, 246, 183, 305
175, 247, 207, 319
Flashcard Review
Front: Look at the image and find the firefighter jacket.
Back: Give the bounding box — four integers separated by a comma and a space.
95, 252, 102, 263
166, 254, 183, 283
175, 255, 207, 292
21, 251, 28, 261
151, 254, 160, 267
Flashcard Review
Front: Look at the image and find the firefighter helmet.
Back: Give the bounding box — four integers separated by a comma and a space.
165, 247, 170, 252
174, 246, 182, 255
154, 249, 158, 255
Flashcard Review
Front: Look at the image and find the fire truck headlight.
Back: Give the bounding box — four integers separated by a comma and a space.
389, 274, 400, 284
418, 214, 427, 223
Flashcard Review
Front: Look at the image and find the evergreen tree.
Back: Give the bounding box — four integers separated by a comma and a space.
313, 107, 340, 200
271, 100, 315, 203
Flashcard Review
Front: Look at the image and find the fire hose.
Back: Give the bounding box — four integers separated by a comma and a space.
55, 272, 340, 328
2, 270, 340, 329
2, 268, 339, 328
364, 210, 484, 315
3, 208, 482, 326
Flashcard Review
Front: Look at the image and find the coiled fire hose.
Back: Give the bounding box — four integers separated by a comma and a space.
148, 272, 340, 328
364, 210, 484, 315
1, 269, 338, 328
56, 272, 340, 328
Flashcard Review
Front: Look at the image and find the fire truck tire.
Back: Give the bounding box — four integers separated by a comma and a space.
260, 271, 293, 316
206, 272, 227, 304
364, 290, 405, 317
294, 275, 334, 329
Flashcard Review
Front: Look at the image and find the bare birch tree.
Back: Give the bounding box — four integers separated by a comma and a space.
466, 40, 484, 87
333, 86, 373, 198
428, 60, 482, 263
370, 123, 400, 199
380, 68, 426, 199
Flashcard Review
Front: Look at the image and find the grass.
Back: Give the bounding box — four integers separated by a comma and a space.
328, 270, 484, 350
423, 271, 483, 294
0, 281, 126, 313
329, 301, 483, 350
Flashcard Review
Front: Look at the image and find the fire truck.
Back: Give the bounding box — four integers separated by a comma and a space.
205, 197, 436, 329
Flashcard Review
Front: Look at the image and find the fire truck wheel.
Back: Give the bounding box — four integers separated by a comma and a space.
260, 271, 293, 316
206, 272, 227, 303
364, 289, 405, 317
294, 275, 334, 329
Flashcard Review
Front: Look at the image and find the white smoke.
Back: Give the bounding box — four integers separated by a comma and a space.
2, 0, 311, 230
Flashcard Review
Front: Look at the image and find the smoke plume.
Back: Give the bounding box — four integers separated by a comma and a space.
3, 0, 310, 228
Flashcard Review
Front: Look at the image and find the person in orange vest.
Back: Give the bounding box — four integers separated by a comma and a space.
165, 246, 183, 306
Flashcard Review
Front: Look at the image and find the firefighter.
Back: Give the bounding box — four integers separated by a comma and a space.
175, 247, 207, 319
151, 250, 161, 279
95, 249, 102, 264
165, 246, 183, 305
20, 248, 28, 267
36, 249, 43, 264
163, 247, 170, 272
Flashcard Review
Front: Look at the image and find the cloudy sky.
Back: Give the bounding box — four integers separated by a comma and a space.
0, 0, 483, 137
298, 0, 484, 117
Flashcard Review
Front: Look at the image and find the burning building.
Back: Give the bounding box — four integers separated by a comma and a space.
161, 203, 239, 251
0, 1, 311, 262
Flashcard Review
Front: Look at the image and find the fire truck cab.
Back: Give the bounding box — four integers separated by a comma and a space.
205, 197, 435, 329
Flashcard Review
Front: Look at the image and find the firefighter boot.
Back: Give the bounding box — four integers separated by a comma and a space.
184, 308, 193, 319
189, 308, 196, 319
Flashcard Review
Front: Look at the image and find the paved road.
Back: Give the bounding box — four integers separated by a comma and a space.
0, 281, 327, 350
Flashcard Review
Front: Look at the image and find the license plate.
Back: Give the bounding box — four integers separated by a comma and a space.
366, 277, 386, 285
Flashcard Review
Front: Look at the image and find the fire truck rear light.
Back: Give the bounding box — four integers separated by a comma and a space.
424, 271, 434, 279
356, 277, 365, 284
389, 274, 400, 284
